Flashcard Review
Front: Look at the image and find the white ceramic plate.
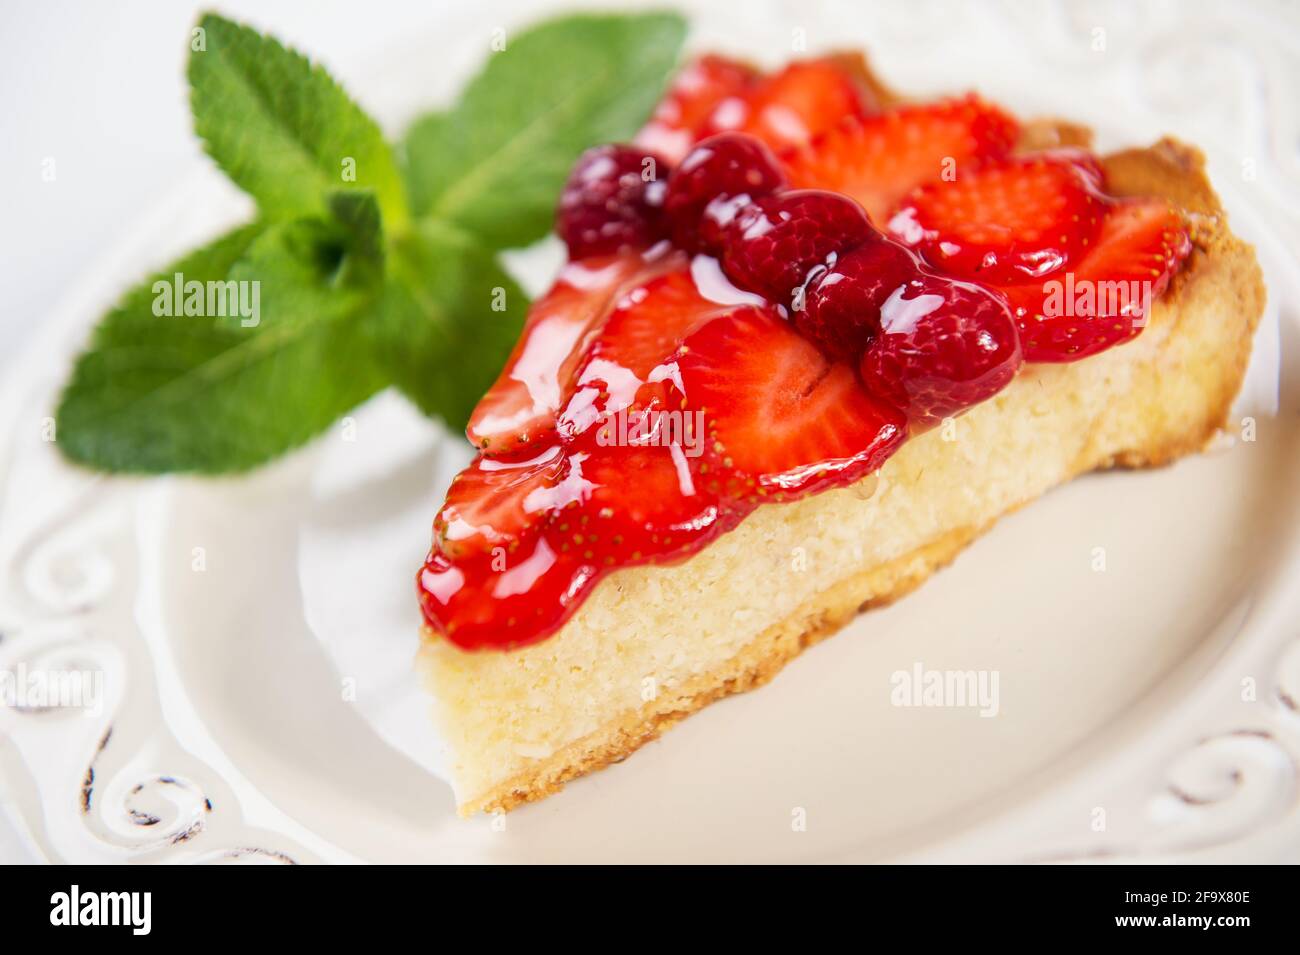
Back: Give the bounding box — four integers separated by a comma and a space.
3, 0, 1300, 863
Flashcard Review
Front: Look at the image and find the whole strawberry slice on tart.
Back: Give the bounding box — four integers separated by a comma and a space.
433, 444, 569, 560
999, 198, 1192, 361
672, 306, 906, 501
417, 50, 1260, 818
637, 53, 880, 162
780, 95, 1020, 224
725, 57, 877, 151
635, 54, 759, 164
557, 265, 731, 440
465, 251, 656, 454
887, 151, 1107, 286
555, 435, 732, 567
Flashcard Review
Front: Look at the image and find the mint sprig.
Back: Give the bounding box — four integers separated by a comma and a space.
188, 14, 408, 228
55, 10, 687, 474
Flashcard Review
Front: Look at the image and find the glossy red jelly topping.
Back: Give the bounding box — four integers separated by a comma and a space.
419, 54, 1192, 650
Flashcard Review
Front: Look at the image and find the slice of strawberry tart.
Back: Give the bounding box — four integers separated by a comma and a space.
415, 53, 1265, 815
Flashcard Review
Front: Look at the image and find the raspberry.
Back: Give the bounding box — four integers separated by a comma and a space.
663, 133, 786, 252
719, 189, 872, 307
795, 236, 918, 360
556, 145, 670, 258
859, 275, 1021, 426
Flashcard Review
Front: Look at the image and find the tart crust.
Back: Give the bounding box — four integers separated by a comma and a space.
418, 124, 1266, 815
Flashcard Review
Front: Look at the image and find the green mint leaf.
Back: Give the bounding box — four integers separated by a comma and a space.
402, 11, 686, 248
327, 189, 382, 261
56, 218, 387, 474
189, 12, 408, 228
211, 190, 382, 334
378, 221, 528, 430
326, 189, 384, 278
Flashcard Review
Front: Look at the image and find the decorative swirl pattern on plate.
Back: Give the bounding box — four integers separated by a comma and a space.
1145, 729, 1299, 854
0, 451, 305, 863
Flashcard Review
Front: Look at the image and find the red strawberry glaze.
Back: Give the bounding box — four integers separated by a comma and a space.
465, 250, 674, 454
418, 543, 601, 650
419, 62, 1193, 652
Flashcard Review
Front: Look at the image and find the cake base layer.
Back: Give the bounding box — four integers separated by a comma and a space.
444, 522, 986, 814
418, 138, 1266, 816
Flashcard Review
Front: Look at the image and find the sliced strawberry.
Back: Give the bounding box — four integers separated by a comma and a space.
418, 543, 597, 651
434, 445, 571, 559
550, 434, 730, 567
780, 96, 1020, 224
674, 307, 907, 501
557, 268, 731, 440
726, 58, 874, 152
585, 268, 733, 382
636, 55, 760, 164
889, 151, 1106, 285
1003, 198, 1191, 362
465, 252, 658, 455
